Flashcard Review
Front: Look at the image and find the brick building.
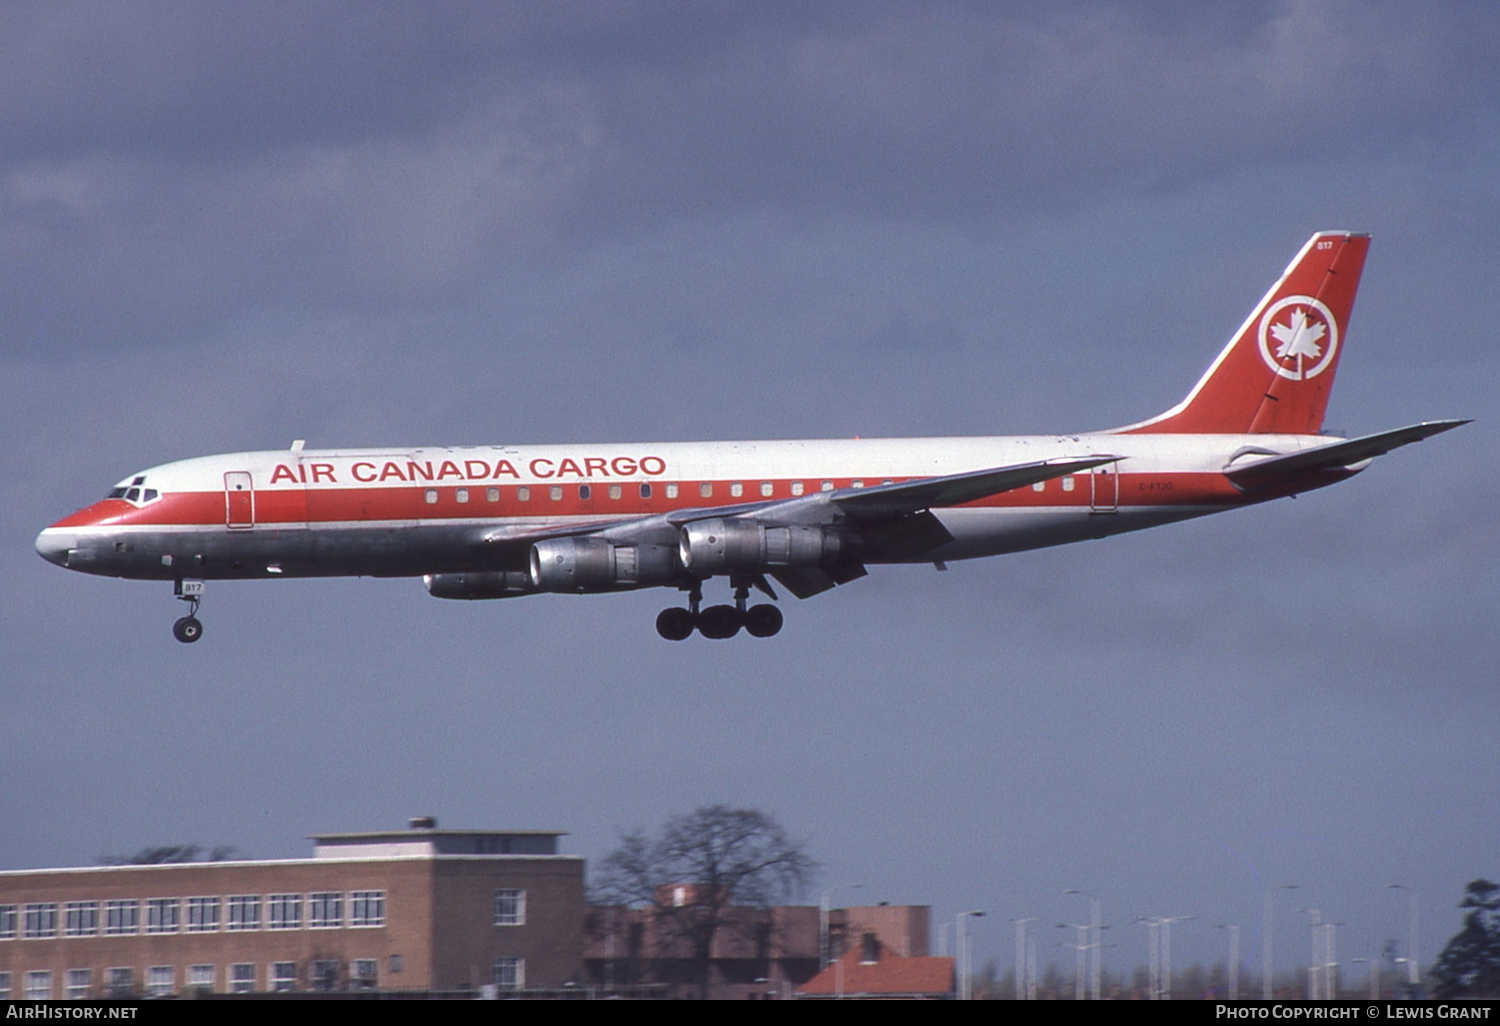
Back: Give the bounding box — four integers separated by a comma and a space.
584, 901, 930, 999
0, 819, 583, 998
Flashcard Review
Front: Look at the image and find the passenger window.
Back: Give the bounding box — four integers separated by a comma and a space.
608, 484, 622, 500
1062, 476, 1075, 492
760, 482, 773, 497
820, 481, 834, 492
639, 483, 652, 499
1032, 481, 1045, 492
790, 482, 804, 496
666, 483, 679, 498
881, 479, 893, 486
456, 487, 469, 503
730, 483, 743, 498
699, 483, 713, 498
517, 487, 530, 502
851, 480, 864, 489
579, 485, 591, 500
549, 486, 563, 501
425, 489, 438, 504
487, 487, 500, 502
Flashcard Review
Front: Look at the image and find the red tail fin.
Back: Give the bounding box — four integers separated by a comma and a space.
1120, 231, 1370, 435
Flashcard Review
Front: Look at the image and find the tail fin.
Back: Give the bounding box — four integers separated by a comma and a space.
1119, 231, 1370, 435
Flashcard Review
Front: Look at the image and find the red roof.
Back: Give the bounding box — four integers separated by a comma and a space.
797, 944, 954, 998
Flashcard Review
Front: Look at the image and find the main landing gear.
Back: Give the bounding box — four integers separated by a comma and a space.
172, 579, 205, 643
655, 578, 783, 641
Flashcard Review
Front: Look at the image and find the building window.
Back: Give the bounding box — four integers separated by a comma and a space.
227, 895, 261, 931
309, 892, 342, 929
24, 971, 52, 1001
271, 962, 297, 993
65, 969, 91, 1000
309, 960, 340, 992
145, 898, 179, 934
389, 954, 403, 975
0, 905, 15, 939
351, 960, 378, 990
186, 965, 214, 993
23, 902, 58, 939
64, 901, 98, 937
0, 972, 10, 998
186, 896, 220, 932
146, 966, 174, 998
229, 963, 255, 994
350, 891, 386, 928
492, 957, 524, 991
104, 968, 133, 998
493, 888, 526, 926
105, 900, 140, 935
267, 894, 302, 930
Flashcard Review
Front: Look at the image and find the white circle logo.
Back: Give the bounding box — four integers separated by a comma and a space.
1258, 295, 1339, 380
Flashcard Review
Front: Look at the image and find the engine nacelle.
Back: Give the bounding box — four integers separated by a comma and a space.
424, 572, 535, 600
678, 519, 851, 575
529, 538, 677, 593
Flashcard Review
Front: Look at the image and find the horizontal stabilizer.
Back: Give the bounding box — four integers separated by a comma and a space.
832, 455, 1121, 517
1225, 419, 1470, 489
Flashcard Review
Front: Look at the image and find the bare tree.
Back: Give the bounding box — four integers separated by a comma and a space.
594, 806, 816, 999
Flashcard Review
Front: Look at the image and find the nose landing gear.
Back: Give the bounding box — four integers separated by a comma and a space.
654, 577, 783, 640
172, 579, 205, 643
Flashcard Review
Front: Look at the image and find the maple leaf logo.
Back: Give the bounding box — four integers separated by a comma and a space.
1269, 307, 1326, 364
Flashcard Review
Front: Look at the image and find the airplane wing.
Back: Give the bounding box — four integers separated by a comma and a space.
1225, 419, 1469, 490
474, 454, 1121, 585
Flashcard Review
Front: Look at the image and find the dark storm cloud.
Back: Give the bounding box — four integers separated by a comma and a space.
5, 2, 1498, 352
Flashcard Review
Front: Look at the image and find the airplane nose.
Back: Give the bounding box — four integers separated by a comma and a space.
35, 529, 74, 567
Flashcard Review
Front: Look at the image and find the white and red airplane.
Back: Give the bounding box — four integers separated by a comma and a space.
36, 231, 1464, 642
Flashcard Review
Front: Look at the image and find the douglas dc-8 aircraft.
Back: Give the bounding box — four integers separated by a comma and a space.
36, 232, 1465, 642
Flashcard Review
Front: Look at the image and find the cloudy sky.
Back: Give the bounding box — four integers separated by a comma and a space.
4, 0, 1497, 985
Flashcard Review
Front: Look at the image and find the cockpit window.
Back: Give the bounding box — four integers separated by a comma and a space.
108, 488, 128, 499
125, 488, 141, 502
132, 477, 145, 486
143, 489, 158, 502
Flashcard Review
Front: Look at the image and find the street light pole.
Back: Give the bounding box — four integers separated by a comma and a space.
1387, 884, 1420, 998
957, 910, 985, 1000
1265, 884, 1299, 1000
1217, 923, 1241, 1000
1065, 889, 1105, 1000
1010, 917, 1037, 1000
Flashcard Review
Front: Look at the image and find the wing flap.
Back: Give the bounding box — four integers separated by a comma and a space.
1225, 419, 1469, 489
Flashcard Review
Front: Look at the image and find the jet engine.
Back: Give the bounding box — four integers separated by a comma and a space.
529, 538, 677, 593
678, 518, 854, 575
424, 572, 535, 600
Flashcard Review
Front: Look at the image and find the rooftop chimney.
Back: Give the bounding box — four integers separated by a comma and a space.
408, 816, 437, 830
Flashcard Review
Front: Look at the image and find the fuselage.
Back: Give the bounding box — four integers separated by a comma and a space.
35, 431, 1347, 584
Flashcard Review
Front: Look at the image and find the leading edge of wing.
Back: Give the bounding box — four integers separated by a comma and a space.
1224, 419, 1470, 489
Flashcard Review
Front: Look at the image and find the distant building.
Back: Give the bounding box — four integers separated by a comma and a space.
0, 818, 582, 998
796, 937, 954, 1000
585, 901, 930, 999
